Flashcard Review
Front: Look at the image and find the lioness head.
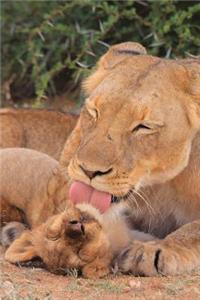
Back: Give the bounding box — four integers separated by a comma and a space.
61, 42, 200, 199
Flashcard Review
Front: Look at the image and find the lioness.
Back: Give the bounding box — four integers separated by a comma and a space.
0, 108, 78, 160
60, 42, 200, 276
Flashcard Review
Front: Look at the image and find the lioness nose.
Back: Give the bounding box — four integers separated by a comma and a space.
79, 165, 112, 180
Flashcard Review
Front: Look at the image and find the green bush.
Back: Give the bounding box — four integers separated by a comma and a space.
2, 0, 200, 105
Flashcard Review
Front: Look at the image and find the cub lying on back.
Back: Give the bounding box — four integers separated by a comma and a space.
0, 148, 154, 278
0, 108, 78, 160
5, 204, 113, 279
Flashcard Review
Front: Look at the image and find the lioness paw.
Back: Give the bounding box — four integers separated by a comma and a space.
116, 241, 190, 276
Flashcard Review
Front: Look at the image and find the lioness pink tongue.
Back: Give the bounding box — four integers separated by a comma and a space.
69, 181, 111, 213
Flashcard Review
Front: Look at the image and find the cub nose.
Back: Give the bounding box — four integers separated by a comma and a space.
79, 165, 112, 180
67, 220, 85, 238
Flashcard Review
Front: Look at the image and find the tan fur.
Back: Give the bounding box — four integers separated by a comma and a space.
0, 108, 78, 160
60, 42, 200, 276
0, 148, 68, 227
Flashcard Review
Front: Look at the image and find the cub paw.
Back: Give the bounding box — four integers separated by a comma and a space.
82, 260, 110, 279
78, 248, 95, 263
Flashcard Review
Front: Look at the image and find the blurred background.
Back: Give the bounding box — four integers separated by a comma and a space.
1, 0, 200, 110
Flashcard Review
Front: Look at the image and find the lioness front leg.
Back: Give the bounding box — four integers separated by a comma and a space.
117, 220, 200, 276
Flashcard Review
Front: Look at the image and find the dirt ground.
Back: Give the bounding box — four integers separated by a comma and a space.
1, 246, 200, 300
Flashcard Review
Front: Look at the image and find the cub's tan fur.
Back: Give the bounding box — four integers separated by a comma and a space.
60, 42, 200, 276
0, 108, 78, 160
1, 148, 153, 278
0, 148, 68, 227
4, 204, 112, 279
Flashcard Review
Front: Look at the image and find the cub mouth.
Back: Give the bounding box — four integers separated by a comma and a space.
69, 181, 125, 212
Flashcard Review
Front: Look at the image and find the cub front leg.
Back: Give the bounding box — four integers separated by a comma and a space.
79, 235, 112, 278
82, 256, 111, 279
117, 220, 200, 276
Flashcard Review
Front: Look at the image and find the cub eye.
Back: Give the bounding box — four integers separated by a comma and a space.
80, 213, 93, 223
132, 123, 152, 133
46, 230, 60, 241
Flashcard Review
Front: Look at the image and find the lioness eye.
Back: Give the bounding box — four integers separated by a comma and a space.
132, 123, 151, 133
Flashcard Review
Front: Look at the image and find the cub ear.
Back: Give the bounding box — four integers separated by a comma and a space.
4, 231, 37, 263
99, 42, 147, 70
83, 42, 147, 95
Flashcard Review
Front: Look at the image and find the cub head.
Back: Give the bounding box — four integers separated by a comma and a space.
61, 42, 200, 199
4, 203, 109, 276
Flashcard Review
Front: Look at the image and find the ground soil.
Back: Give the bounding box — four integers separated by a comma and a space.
1, 246, 200, 300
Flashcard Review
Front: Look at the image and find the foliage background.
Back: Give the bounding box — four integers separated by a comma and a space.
1, 0, 200, 107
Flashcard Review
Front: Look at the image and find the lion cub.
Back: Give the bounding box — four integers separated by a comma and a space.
4, 204, 112, 279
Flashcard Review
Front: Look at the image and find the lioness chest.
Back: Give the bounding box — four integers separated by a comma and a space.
127, 181, 200, 239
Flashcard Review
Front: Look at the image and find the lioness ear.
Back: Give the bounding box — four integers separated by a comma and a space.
99, 42, 147, 69
83, 42, 147, 95
4, 231, 37, 263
